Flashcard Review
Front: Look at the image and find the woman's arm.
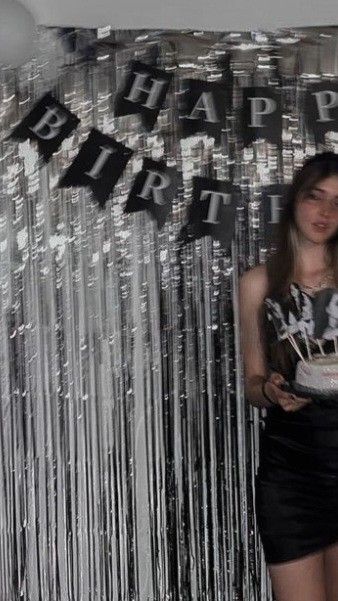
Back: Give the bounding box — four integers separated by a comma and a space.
238, 265, 312, 412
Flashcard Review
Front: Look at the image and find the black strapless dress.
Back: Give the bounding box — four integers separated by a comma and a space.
255, 292, 338, 565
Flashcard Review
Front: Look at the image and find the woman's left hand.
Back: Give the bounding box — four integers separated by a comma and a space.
268, 372, 312, 412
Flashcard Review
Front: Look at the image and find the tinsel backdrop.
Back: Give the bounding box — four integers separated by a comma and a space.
1, 25, 338, 601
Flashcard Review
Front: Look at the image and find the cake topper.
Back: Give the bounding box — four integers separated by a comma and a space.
312, 288, 337, 338
265, 283, 338, 361
265, 296, 307, 363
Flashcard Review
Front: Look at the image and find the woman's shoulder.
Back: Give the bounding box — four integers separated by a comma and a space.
240, 263, 267, 280
239, 263, 268, 298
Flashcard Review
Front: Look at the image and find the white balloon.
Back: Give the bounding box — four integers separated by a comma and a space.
0, 0, 36, 67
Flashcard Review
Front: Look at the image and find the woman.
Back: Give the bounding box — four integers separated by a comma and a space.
239, 152, 338, 601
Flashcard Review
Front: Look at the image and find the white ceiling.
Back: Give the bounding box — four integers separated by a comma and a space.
19, 0, 338, 30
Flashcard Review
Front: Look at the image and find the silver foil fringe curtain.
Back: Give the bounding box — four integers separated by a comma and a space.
1, 25, 338, 601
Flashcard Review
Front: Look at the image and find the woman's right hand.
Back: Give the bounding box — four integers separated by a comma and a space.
264, 372, 312, 412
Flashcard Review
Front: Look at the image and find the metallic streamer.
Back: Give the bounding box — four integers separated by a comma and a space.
1, 25, 338, 601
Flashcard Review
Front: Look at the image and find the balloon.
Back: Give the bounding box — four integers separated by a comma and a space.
0, 0, 36, 67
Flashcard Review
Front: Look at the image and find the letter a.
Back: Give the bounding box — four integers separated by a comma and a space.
186, 92, 218, 123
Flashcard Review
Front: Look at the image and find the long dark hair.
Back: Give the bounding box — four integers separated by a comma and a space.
266, 152, 338, 297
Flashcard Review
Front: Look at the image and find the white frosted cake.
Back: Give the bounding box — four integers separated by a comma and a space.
295, 353, 338, 394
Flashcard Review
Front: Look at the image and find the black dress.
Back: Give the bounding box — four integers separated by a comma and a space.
255, 289, 338, 565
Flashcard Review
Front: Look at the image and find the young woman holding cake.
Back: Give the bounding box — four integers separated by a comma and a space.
239, 152, 338, 601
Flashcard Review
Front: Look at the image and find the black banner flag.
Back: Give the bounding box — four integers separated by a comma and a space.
58, 128, 133, 209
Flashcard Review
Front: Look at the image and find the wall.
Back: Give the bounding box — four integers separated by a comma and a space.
19, 0, 338, 30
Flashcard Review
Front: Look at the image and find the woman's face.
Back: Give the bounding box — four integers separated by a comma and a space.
294, 175, 338, 245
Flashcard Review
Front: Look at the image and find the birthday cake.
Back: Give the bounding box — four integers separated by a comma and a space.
295, 353, 338, 394
265, 283, 338, 396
